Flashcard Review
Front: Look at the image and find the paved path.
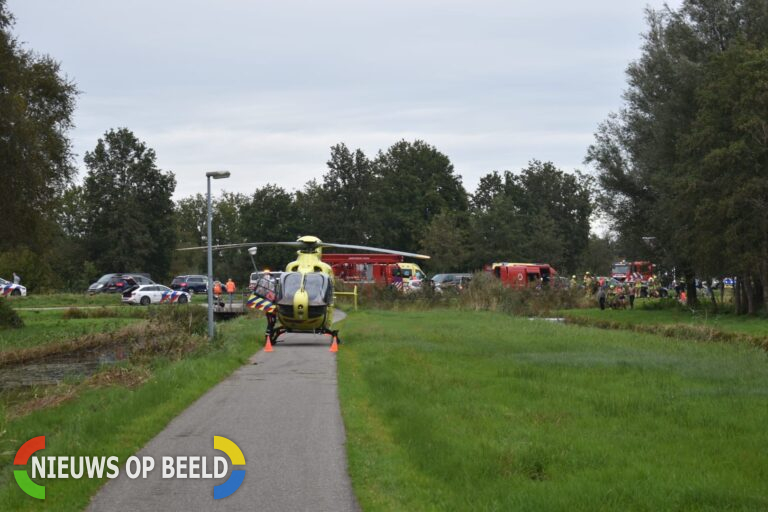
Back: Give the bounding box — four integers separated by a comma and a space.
87, 310, 359, 512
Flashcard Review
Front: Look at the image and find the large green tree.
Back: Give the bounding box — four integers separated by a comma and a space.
586, 0, 768, 311
369, 140, 469, 252
419, 211, 472, 272
239, 185, 298, 273
82, 128, 176, 280
294, 144, 374, 244
679, 43, 768, 313
171, 193, 207, 277
0, 1, 77, 287
469, 162, 592, 272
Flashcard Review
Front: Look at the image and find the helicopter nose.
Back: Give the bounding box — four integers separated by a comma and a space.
293, 290, 309, 320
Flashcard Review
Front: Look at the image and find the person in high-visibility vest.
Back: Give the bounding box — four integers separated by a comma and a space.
226, 278, 236, 306
213, 281, 222, 303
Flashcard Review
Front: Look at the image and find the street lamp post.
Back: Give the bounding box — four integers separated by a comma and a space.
206, 170, 230, 341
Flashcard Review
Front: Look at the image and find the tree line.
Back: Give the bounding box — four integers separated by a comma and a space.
172, 144, 595, 283
3, 0, 767, 315
588, 0, 768, 313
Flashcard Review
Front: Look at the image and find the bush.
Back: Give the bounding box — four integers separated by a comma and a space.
62, 307, 89, 319
457, 272, 583, 316
0, 247, 55, 292
147, 305, 208, 336
353, 272, 585, 317
0, 298, 24, 329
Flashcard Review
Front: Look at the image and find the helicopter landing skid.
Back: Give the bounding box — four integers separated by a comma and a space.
263, 316, 340, 346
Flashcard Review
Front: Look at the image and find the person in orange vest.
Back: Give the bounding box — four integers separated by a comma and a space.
226, 278, 236, 306
213, 280, 222, 299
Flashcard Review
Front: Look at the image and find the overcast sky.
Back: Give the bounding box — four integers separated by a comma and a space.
8, 0, 681, 199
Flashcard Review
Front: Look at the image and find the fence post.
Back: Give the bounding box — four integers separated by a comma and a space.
354, 285, 358, 311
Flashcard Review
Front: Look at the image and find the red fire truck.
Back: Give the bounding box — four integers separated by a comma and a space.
487, 262, 557, 288
321, 254, 427, 289
611, 261, 655, 283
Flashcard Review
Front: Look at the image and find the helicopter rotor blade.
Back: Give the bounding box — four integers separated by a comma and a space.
176, 242, 303, 251
318, 242, 430, 260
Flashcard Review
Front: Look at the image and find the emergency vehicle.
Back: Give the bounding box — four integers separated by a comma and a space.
321, 254, 427, 291
611, 261, 655, 283
487, 262, 557, 288
0, 277, 26, 297
122, 284, 190, 305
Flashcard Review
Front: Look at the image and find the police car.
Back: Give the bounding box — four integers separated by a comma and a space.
122, 284, 190, 306
0, 277, 27, 297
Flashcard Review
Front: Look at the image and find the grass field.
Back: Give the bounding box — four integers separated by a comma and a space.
339, 310, 768, 511
563, 301, 768, 337
0, 310, 145, 352
6, 294, 122, 309
7, 292, 212, 310
0, 315, 264, 511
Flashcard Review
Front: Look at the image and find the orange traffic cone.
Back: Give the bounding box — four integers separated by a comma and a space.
329, 337, 338, 353
264, 335, 274, 353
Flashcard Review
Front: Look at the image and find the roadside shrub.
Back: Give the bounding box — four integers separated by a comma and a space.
354, 272, 585, 317
62, 307, 139, 320
62, 307, 89, 319
638, 298, 680, 311
458, 272, 583, 316
0, 298, 24, 329
147, 305, 207, 336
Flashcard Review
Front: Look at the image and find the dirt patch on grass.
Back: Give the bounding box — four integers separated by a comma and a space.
5, 384, 78, 420
1, 306, 209, 367
86, 366, 151, 388
5, 366, 153, 420
0, 322, 155, 366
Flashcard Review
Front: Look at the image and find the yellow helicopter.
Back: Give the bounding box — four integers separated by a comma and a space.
180, 235, 429, 347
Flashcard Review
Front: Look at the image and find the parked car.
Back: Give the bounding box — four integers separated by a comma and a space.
88, 273, 154, 294
431, 273, 472, 292
0, 277, 27, 297
170, 275, 208, 293
122, 284, 190, 305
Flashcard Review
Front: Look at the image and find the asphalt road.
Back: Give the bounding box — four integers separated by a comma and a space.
87, 310, 359, 512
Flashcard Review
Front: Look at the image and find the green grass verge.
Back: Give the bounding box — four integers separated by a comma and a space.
563, 303, 768, 337
0, 310, 144, 353
0, 316, 263, 511
8, 292, 210, 309
7, 294, 123, 309
338, 310, 768, 511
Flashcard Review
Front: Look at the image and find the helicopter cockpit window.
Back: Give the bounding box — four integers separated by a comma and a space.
278, 272, 330, 306
280, 273, 303, 304
304, 274, 328, 304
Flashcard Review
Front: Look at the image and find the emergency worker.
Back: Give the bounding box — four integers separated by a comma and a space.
226, 278, 236, 306
597, 281, 607, 310
627, 282, 636, 309
584, 272, 594, 295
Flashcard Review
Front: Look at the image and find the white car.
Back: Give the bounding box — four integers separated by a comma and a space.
0, 277, 27, 297
122, 284, 190, 306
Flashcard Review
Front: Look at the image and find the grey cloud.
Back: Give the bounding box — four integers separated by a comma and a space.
9, 0, 682, 198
